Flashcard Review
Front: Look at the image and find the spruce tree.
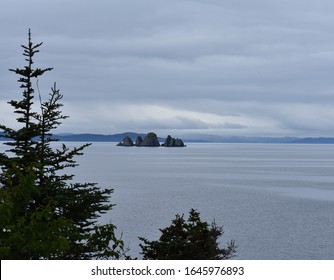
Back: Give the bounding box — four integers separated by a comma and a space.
139, 209, 237, 260
0, 30, 123, 259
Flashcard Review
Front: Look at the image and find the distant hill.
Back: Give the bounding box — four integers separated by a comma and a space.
180, 134, 299, 143
53, 132, 148, 142
2, 132, 334, 144
53, 132, 165, 143
290, 137, 334, 144
0, 132, 151, 142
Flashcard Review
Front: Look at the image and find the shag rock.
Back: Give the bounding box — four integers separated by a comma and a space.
117, 136, 134, 146
141, 132, 160, 147
117, 132, 185, 147
162, 135, 186, 147
123, 136, 134, 146
135, 136, 143, 146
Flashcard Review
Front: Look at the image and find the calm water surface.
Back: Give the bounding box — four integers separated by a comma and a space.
2, 142, 334, 259
73, 143, 334, 259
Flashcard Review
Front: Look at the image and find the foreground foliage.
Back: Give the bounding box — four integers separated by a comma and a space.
0, 30, 123, 259
139, 209, 237, 260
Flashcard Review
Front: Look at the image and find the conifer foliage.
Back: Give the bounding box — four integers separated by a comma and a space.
139, 209, 237, 260
0, 30, 123, 259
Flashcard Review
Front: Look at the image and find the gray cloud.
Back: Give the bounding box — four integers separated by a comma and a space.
1, 0, 334, 136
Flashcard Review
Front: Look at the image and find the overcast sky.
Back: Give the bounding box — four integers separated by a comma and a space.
1, 0, 334, 137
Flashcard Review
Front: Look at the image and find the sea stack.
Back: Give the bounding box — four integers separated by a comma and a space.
162, 135, 186, 147
141, 132, 160, 147
135, 136, 143, 146
117, 136, 134, 146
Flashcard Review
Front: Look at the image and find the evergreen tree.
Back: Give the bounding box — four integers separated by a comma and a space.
139, 209, 237, 260
0, 30, 123, 259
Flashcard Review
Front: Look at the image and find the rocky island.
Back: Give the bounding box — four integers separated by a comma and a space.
117, 132, 186, 147
162, 135, 185, 147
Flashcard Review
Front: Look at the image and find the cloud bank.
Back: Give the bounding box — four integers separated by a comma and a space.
1, 0, 334, 136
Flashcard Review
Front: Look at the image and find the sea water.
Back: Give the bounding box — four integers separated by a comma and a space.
2, 142, 334, 259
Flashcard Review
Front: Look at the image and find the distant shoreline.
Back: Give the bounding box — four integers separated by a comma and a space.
2, 132, 334, 144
